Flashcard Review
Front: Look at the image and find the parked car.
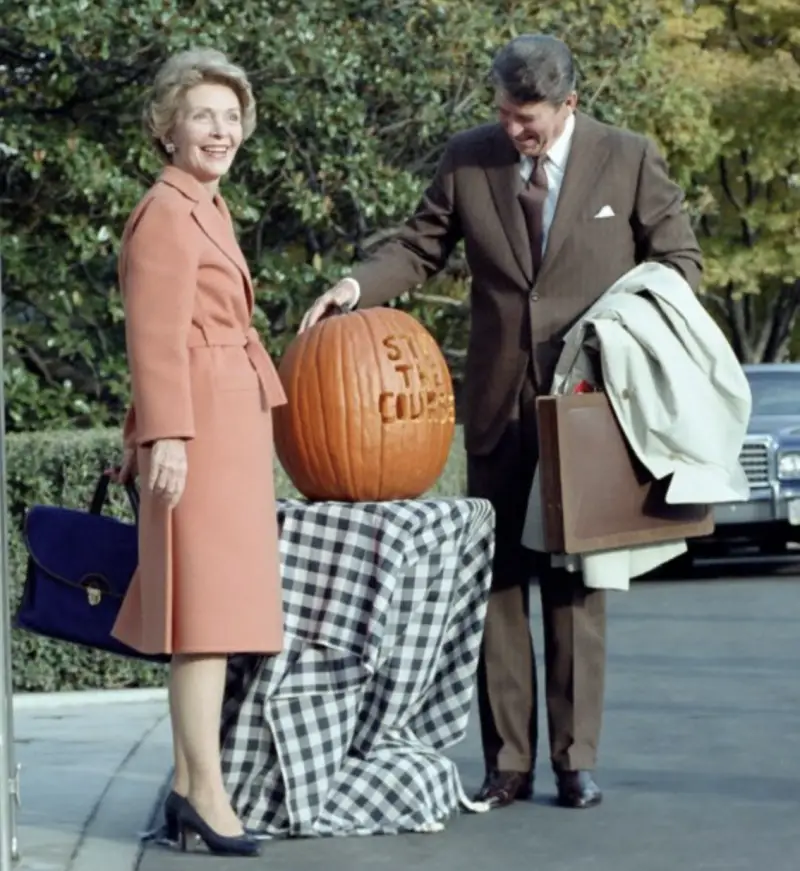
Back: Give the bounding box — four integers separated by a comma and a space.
707, 363, 800, 554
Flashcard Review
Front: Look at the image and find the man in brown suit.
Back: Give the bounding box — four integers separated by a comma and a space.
301, 34, 702, 809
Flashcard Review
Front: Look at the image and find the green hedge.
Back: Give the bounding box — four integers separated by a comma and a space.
6, 427, 467, 692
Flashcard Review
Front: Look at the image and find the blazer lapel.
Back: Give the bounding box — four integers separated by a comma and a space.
159, 166, 254, 313
537, 112, 612, 285
195, 195, 254, 313
482, 129, 533, 284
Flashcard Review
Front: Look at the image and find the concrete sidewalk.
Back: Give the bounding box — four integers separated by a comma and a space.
7, 556, 800, 871
141, 564, 800, 871
11, 689, 171, 871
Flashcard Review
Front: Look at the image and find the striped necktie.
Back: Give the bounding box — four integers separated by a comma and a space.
517, 157, 549, 277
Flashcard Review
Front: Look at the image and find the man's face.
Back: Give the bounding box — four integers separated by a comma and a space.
496, 90, 578, 158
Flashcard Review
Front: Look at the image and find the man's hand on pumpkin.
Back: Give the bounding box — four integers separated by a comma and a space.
299, 278, 360, 333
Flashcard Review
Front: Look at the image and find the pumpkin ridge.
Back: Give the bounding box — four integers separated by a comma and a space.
312, 319, 339, 499
334, 313, 356, 501
428, 328, 450, 493
274, 340, 300, 493
363, 309, 386, 501
291, 332, 312, 498
346, 313, 364, 500
410, 317, 429, 491
297, 338, 316, 497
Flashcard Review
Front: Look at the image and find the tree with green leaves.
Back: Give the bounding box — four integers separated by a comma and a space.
1, 0, 796, 434
659, 0, 800, 361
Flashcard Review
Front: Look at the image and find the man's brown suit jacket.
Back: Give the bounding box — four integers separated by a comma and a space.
351, 111, 703, 456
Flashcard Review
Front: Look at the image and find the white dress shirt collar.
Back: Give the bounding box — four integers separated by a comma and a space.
545, 111, 575, 170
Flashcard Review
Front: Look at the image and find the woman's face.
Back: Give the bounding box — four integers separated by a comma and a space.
165, 82, 243, 187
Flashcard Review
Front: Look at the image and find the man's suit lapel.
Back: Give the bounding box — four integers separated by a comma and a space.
160, 166, 255, 313
537, 112, 612, 285
483, 130, 534, 284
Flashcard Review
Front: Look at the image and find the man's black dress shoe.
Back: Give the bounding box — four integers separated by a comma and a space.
555, 770, 602, 808
474, 770, 533, 809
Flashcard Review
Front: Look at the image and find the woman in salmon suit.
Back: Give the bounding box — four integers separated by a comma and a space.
112, 48, 286, 858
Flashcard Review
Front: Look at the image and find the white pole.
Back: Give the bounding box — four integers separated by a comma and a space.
0, 253, 20, 867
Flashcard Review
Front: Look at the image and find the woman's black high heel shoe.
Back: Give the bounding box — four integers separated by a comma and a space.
165, 791, 263, 845
164, 790, 188, 843
176, 800, 260, 857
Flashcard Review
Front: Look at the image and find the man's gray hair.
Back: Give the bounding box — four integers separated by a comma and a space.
491, 34, 576, 105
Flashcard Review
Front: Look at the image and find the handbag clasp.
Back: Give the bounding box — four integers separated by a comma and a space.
86, 587, 102, 606
80, 575, 109, 607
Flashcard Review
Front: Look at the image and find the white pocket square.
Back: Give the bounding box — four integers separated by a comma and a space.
593, 205, 615, 219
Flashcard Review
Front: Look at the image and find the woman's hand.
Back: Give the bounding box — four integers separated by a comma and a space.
149, 439, 188, 508
107, 446, 138, 484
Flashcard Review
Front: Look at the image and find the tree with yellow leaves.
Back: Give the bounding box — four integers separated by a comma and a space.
661, 0, 800, 361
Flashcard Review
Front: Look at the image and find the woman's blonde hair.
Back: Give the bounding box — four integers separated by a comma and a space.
143, 48, 257, 161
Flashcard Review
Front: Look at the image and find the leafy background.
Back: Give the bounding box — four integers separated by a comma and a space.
1, 0, 798, 437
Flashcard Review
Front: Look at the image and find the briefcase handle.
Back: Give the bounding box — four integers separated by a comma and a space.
89, 472, 140, 520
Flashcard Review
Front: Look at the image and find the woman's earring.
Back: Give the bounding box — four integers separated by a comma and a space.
165, 142, 175, 154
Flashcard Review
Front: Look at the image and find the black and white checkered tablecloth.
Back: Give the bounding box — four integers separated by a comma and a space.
220, 497, 495, 838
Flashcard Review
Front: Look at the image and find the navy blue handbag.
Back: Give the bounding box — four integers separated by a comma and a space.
16, 472, 169, 664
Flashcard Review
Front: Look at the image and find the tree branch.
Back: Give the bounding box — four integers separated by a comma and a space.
0, 63, 148, 118
376, 117, 419, 136
762, 280, 800, 361
410, 292, 467, 309
718, 156, 742, 211
726, 1, 750, 53
701, 291, 728, 313
442, 347, 466, 359
724, 283, 753, 362
752, 291, 779, 361
699, 214, 715, 238
741, 149, 758, 206
451, 86, 483, 116
408, 145, 444, 175
718, 155, 756, 246
19, 345, 57, 387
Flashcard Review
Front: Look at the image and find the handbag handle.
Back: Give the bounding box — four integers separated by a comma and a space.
89, 471, 140, 520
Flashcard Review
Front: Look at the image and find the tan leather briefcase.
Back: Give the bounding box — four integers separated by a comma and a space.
536, 392, 715, 554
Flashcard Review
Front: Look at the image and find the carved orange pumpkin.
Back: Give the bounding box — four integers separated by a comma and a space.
273, 308, 456, 502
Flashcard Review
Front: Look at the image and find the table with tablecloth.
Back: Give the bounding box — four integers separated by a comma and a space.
220, 496, 495, 838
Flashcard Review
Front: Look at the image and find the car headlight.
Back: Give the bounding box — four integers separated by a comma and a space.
777, 451, 800, 480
